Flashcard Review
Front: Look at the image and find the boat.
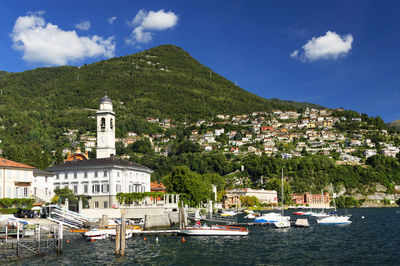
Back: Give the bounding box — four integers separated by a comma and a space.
180, 225, 249, 236
317, 184, 351, 225
273, 167, 290, 228
295, 218, 310, 228
220, 210, 238, 217
317, 215, 352, 225
244, 213, 255, 219
293, 211, 304, 215
84, 226, 143, 240
254, 212, 288, 224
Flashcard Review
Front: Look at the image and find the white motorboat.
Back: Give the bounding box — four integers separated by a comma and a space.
244, 213, 255, 219
317, 215, 352, 225
84, 229, 110, 240
84, 226, 143, 240
220, 210, 238, 217
254, 212, 289, 224
273, 216, 291, 228
180, 225, 249, 236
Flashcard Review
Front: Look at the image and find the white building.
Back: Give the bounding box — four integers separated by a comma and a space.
48, 158, 152, 208
0, 158, 34, 199
32, 169, 55, 202
47, 94, 152, 209
225, 188, 278, 204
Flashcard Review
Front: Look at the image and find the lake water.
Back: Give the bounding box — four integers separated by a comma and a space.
8, 208, 400, 265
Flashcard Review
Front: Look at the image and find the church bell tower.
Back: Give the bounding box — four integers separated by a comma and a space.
96, 93, 116, 159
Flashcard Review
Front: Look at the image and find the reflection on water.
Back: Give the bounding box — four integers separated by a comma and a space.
9, 208, 400, 265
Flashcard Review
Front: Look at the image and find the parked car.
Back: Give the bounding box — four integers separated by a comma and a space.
15, 208, 34, 218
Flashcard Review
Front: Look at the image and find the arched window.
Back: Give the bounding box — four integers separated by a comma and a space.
110, 118, 113, 129
101, 117, 105, 132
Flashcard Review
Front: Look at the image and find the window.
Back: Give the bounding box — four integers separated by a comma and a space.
15, 187, 19, 198
34, 188, 37, 195
64, 173, 68, 179
101, 118, 105, 132
45, 188, 48, 196
94, 171, 98, 178
73, 185, 78, 194
104, 201, 108, 208
84, 172, 88, 178
101, 184, 109, 193
110, 118, 113, 129
116, 184, 121, 193
24, 188, 28, 198
92, 184, 100, 193
45, 177, 48, 182
84, 184, 88, 193
56, 174, 59, 180
104, 171, 107, 177
94, 201, 99, 208
74, 173, 77, 179
117, 172, 120, 177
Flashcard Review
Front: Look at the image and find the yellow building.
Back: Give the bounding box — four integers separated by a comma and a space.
0, 158, 34, 198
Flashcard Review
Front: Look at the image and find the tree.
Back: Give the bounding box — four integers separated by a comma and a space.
265, 178, 292, 205
162, 165, 211, 207
53, 187, 77, 204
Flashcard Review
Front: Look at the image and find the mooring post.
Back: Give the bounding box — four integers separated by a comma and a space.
121, 213, 126, 256
57, 223, 63, 254
5, 224, 7, 243
36, 225, 41, 255
115, 224, 120, 255
16, 222, 20, 257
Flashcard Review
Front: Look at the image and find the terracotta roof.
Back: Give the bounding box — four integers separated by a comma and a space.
0, 158, 34, 169
151, 182, 166, 191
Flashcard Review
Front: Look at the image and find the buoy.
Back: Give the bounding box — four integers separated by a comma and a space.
155, 237, 159, 243
361, 216, 365, 219
182, 237, 186, 243
144, 237, 147, 241
67, 239, 70, 244
91, 238, 95, 242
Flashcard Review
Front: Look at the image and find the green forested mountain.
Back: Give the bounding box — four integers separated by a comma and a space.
0, 45, 319, 159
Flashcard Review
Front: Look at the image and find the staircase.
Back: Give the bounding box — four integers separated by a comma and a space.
46, 205, 96, 229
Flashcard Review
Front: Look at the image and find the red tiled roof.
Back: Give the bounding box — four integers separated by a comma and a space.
0, 158, 34, 169
151, 182, 166, 192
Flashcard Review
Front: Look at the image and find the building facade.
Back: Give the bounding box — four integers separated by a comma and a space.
47, 158, 152, 208
32, 169, 55, 202
47, 94, 152, 209
224, 188, 278, 208
0, 158, 34, 199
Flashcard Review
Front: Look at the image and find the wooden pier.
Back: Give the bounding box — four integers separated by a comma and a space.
0, 222, 63, 260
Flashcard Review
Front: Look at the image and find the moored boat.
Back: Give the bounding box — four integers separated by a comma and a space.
180, 225, 249, 236
295, 218, 310, 228
254, 212, 289, 224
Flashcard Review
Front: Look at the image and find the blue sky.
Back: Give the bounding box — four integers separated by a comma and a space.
1, 0, 400, 122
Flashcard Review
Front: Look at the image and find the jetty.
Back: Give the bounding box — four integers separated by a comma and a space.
0, 221, 64, 260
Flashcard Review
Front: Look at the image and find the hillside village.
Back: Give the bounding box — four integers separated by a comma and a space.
67, 107, 399, 165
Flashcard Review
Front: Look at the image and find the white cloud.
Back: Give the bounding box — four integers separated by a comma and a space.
126, 9, 178, 45
107, 16, 117, 25
75, 20, 91, 30
11, 12, 115, 66
291, 31, 353, 62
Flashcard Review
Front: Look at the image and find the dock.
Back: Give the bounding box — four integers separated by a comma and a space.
132, 229, 181, 236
